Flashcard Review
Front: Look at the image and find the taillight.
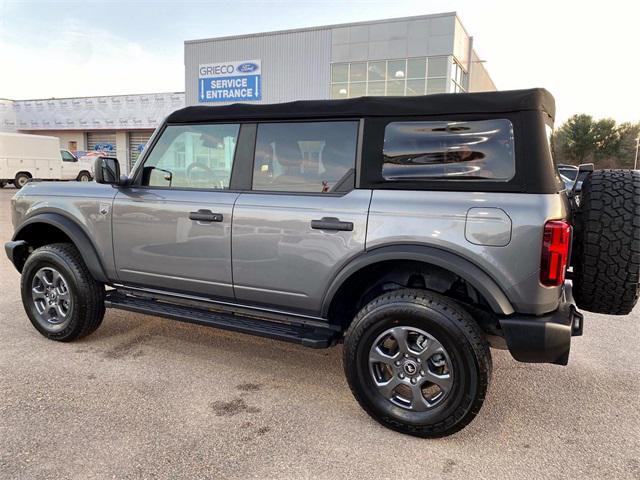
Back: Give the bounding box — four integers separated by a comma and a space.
540, 220, 572, 287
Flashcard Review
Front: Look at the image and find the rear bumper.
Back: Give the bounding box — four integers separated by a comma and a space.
499, 284, 583, 366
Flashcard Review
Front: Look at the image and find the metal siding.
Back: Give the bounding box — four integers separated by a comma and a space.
185, 29, 332, 106
87, 132, 117, 156
128, 130, 154, 171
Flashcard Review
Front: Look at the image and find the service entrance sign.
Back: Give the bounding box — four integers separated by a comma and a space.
198, 60, 262, 103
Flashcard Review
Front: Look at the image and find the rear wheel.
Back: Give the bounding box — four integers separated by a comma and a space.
343, 289, 491, 438
14, 172, 31, 189
21, 243, 105, 341
573, 169, 640, 314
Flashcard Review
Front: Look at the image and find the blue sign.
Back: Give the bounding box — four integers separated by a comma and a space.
93, 143, 114, 152
198, 59, 262, 103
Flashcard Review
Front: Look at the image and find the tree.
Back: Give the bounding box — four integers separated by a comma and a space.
592, 118, 621, 161
554, 114, 597, 165
617, 122, 640, 169
553, 115, 639, 168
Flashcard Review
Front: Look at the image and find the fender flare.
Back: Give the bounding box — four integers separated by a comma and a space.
320, 244, 515, 316
12, 212, 109, 283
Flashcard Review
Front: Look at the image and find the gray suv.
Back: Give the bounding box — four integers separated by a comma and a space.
5, 89, 639, 437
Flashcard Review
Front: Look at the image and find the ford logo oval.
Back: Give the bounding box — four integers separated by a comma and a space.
237, 62, 258, 73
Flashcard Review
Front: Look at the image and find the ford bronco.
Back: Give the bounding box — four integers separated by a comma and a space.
5, 89, 639, 437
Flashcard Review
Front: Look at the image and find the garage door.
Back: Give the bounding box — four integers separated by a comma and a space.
128, 130, 154, 170
87, 132, 117, 156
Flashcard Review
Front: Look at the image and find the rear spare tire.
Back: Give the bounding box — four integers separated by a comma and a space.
573, 169, 640, 315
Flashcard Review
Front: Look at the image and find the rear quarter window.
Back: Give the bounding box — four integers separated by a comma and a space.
382, 119, 515, 181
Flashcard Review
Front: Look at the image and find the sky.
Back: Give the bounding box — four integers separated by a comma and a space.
1, 0, 639, 125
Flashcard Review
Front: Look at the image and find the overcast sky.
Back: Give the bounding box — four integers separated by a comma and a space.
1, 0, 638, 125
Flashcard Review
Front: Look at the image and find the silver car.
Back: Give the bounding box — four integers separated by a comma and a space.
5, 89, 639, 437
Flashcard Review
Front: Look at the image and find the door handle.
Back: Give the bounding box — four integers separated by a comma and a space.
311, 217, 354, 231
189, 209, 223, 222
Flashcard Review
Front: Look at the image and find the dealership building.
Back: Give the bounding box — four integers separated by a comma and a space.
1, 12, 494, 174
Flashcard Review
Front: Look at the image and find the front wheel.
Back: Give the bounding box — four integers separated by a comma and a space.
343, 289, 491, 438
20, 243, 105, 341
77, 171, 92, 182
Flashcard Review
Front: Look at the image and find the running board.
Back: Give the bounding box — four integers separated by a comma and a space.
104, 291, 339, 348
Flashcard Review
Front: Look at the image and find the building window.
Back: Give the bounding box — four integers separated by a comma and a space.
450, 58, 469, 93
330, 56, 452, 99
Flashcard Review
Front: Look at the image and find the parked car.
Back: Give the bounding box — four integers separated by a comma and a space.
0, 132, 93, 188
5, 89, 639, 437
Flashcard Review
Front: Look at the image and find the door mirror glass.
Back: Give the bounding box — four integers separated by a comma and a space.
94, 157, 121, 184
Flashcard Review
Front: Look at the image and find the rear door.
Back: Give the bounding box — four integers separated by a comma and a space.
232, 120, 371, 315
112, 123, 245, 299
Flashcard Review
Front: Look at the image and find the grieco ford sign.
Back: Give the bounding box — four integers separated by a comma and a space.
198, 60, 262, 103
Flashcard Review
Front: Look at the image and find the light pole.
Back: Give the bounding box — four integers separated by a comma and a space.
635, 136, 640, 170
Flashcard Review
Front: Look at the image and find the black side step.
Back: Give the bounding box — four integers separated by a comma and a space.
104, 291, 338, 348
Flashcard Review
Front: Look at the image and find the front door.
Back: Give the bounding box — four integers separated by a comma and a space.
60, 150, 78, 180
112, 123, 241, 299
232, 120, 371, 315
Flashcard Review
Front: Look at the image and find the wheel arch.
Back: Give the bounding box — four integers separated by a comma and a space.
11, 213, 108, 283
321, 245, 515, 324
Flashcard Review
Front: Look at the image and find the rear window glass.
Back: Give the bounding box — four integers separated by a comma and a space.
382, 119, 515, 181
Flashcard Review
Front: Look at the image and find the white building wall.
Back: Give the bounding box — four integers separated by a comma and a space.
453, 16, 471, 68
19, 130, 87, 152
468, 50, 497, 92
12, 93, 184, 131
0, 99, 17, 132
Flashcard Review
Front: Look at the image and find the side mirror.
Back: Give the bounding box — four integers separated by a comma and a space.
94, 157, 121, 185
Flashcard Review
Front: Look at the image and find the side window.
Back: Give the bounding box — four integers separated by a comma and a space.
382, 119, 515, 181
61, 150, 76, 162
252, 121, 358, 193
140, 124, 239, 189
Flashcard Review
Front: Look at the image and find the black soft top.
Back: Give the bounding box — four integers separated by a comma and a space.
166, 88, 555, 124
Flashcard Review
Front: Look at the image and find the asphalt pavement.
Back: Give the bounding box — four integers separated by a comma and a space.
0, 187, 638, 479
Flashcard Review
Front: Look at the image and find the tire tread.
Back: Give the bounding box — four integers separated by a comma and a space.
573, 169, 640, 314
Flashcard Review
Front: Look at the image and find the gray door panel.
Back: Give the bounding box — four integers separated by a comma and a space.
112, 188, 238, 298
232, 190, 372, 314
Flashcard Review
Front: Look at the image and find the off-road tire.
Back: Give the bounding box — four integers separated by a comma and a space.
21, 243, 105, 341
14, 172, 31, 189
573, 169, 640, 315
343, 289, 491, 438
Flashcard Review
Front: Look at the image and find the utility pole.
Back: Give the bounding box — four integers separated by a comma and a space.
635, 136, 640, 170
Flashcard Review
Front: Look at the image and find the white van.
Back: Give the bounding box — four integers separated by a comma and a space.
0, 132, 94, 188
